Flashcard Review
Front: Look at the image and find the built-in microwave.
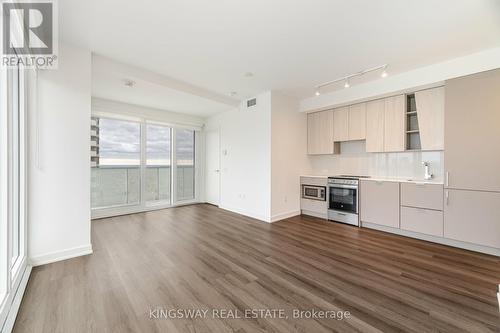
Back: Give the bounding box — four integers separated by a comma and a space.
302, 185, 326, 201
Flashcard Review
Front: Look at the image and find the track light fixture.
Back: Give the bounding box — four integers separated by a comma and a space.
314, 64, 388, 95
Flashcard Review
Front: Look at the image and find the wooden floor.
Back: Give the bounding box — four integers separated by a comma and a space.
14, 204, 500, 332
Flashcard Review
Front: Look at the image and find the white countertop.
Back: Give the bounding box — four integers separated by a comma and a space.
300, 175, 328, 178
361, 177, 444, 185
300, 175, 444, 185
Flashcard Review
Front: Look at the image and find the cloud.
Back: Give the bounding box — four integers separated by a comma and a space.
97, 119, 194, 163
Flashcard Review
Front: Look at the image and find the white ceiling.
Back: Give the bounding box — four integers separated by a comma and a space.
61, 0, 500, 109
91, 55, 237, 118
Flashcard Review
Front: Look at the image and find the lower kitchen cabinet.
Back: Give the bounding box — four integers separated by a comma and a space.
401, 206, 443, 237
444, 189, 500, 248
360, 180, 400, 228
401, 182, 443, 210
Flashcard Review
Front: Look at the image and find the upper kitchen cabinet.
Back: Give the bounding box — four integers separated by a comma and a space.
348, 103, 366, 141
415, 87, 444, 151
384, 95, 405, 152
307, 110, 339, 155
365, 99, 385, 152
444, 69, 500, 192
333, 107, 349, 142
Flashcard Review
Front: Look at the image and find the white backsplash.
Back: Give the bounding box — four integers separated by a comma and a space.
307, 141, 444, 182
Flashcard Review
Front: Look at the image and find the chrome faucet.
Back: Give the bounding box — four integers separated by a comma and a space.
422, 161, 433, 180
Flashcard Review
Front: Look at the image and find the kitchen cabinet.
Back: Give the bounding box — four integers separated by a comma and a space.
444, 69, 500, 192
444, 189, 500, 248
400, 182, 444, 237
333, 107, 349, 142
415, 87, 444, 151
360, 180, 400, 228
348, 103, 366, 141
365, 99, 385, 152
307, 110, 339, 155
384, 95, 405, 152
401, 206, 443, 237
300, 176, 328, 219
401, 183, 443, 211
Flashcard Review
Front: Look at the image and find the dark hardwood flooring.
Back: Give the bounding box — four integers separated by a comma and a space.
13, 204, 500, 332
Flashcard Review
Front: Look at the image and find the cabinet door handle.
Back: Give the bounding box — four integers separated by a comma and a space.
445, 172, 449, 187
445, 190, 449, 205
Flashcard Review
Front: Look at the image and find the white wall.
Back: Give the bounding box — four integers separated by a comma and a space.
270, 92, 309, 221
205, 92, 272, 222
205, 91, 310, 223
28, 43, 92, 265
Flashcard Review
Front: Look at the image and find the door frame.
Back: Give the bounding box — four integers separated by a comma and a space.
205, 129, 221, 206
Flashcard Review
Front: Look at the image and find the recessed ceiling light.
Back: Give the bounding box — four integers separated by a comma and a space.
344, 80, 350, 88
244, 72, 254, 78
315, 90, 321, 96
124, 79, 135, 87
381, 70, 388, 78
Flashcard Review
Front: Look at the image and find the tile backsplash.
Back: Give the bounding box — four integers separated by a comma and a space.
307, 141, 444, 181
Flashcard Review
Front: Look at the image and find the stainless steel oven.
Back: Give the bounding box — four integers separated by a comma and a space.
328, 177, 360, 226
302, 185, 326, 201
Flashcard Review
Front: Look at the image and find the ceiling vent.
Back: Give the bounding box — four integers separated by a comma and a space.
246, 98, 257, 108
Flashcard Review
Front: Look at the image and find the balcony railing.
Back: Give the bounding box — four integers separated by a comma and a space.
91, 165, 194, 209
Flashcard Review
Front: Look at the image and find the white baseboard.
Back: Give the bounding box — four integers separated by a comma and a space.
270, 210, 301, 222
219, 205, 271, 223
1, 265, 31, 333
497, 292, 499, 311
301, 209, 328, 220
497, 285, 499, 311
29, 244, 93, 267
362, 222, 500, 257
91, 200, 201, 220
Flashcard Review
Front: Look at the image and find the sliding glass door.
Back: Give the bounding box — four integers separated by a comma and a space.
1, 64, 28, 330
91, 117, 198, 216
175, 129, 195, 201
91, 118, 141, 209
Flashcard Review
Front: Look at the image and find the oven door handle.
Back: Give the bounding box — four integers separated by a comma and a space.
329, 185, 358, 190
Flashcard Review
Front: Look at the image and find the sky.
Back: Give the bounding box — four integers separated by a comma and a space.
97, 118, 194, 166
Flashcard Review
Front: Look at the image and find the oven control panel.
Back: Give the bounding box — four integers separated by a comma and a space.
328, 178, 359, 186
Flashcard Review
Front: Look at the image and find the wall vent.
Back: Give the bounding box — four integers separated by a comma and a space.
246, 98, 257, 108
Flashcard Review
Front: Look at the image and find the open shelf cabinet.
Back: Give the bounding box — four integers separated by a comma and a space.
406, 94, 421, 150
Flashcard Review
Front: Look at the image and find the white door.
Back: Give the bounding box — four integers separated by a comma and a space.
205, 130, 220, 206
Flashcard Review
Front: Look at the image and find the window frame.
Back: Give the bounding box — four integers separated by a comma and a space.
173, 128, 196, 202
0, 64, 29, 332
90, 114, 201, 219
144, 123, 172, 207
